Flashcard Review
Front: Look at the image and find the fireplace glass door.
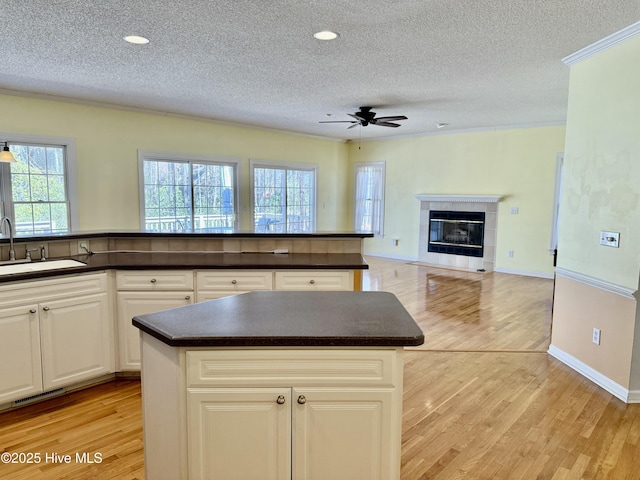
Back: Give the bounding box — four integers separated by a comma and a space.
428, 211, 485, 257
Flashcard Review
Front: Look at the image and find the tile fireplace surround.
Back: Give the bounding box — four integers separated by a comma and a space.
415, 194, 502, 272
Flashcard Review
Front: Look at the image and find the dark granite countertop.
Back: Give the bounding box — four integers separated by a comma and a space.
0, 252, 368, 283
132, 291, 424, 347
2, 229, 373, 244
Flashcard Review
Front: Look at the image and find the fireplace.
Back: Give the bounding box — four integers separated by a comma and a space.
428, 211, 485, 257
415, 194, 502, 272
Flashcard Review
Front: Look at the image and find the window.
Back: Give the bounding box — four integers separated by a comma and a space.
0, 138, 75, 235
139, 152, 238, 232
354, 162, 385, 236
251, 160, 317, 232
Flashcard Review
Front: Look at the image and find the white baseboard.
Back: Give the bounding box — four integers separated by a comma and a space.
548, 345, 636, 403
362, 252, 418, 262
493, 267, 554, 279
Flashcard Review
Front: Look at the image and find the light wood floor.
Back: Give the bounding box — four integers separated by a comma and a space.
1, 257, 639, 479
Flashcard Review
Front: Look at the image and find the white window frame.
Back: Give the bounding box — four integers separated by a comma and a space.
0, 132, 78, 234
138, 150, 241, 231
249, 159, 318, 232
354, 161, 385, 236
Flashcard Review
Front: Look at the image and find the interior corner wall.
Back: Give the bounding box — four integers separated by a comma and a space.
346, 126, 566, 277
0, 94, 351, 232
552, 33, 640, 396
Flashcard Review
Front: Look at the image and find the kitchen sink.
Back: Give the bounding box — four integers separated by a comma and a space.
0, 259, 87, 275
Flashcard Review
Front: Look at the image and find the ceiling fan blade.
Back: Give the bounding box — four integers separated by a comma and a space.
373, 115, 407, 122
319, 120, 358, 124
348, 113, 366, 122
373, 121, 401, 128
347, 123, 360, 129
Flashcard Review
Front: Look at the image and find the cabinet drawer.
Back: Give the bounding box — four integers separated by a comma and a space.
274, 271, 352, 291
116, 270, 193, 290
196, 271, 273, 292
186, 349, 400, 388
0, 272, 107, 308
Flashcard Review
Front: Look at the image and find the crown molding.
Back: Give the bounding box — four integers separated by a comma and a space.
562, 21, 640, 66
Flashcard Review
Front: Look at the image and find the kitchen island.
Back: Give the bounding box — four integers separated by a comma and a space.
133, 291, 424, 480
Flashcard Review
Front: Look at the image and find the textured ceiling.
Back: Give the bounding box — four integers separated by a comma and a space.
1, 1, 639, 140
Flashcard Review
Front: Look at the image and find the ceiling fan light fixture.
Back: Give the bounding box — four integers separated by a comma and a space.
123, 35, 150, 45
313, 30, 339, 41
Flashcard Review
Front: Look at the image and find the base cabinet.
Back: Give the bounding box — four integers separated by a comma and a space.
39, 292, 111, 389
140, 337, 404, 480
0, 305, 43, 403
0, 273, 112, 405
116, 292, 193, 370
187, 387, 393, 480
188, 388, 291, 480
116, 271, 194, 371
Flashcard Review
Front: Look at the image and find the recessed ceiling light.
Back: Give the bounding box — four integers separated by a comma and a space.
313, 30, 339, 41
124, 35, 150, 45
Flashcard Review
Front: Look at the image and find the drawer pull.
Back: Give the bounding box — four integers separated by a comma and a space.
297, 395, 307, 405
231, 279, 237, 285
29, 308, 37, 314
309, 279, 315, 285
42, 306, 50, 311
150, 278, 157, 283
185, 295, 191, 300
276, 395, 286, 405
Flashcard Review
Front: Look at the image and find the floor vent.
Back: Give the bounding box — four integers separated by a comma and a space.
12, 388, 66, 407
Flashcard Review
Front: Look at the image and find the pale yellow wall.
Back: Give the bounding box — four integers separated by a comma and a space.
0, 94, 350, 231
552, 32, 640, 393
559, 35, 640, 289
347, 126, 566, 276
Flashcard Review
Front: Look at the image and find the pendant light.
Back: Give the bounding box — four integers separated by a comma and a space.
0, 142, 16, 162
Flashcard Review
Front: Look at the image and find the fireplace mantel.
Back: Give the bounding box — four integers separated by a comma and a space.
414, 194, 502, 203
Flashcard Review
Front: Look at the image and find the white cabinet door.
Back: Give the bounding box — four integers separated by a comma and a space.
39, 292, 113, 390
0, 305, 43, 404
116, 291, 193, 371
293, 388, 396, 480
188, 388, 291, 480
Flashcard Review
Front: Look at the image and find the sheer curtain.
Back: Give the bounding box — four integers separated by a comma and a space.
354, 162, 385, 235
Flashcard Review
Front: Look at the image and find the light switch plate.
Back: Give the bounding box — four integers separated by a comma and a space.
600, 231, 620, 248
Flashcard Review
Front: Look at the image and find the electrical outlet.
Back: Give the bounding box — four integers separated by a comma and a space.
508, 250, 514, 258
78, 240, 90, 254
510, 207, 519, 215
592, 328, 601, 345
600, 231, 619, 248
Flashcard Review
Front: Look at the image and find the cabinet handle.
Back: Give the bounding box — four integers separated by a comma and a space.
276, 395, 286, 405
42, 306, 50, 311
297, 395, 306, 405
150, 278, 157, 283
309, 279, 315, 285
29, 308, 37, 314
231, 279, 237, 285
185, 295, 191, 300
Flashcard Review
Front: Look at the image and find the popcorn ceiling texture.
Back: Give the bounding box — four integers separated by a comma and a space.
0, 1, 638, 140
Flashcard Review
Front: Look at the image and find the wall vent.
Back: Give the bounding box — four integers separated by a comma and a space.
11, 388, 66, 407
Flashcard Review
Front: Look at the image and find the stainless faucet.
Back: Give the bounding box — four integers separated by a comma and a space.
0, 216, 16, 261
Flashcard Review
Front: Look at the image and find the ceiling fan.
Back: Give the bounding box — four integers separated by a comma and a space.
320, 106, 408, 129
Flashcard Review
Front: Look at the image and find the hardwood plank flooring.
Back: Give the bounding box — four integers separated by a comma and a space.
1, 257, 639, 479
